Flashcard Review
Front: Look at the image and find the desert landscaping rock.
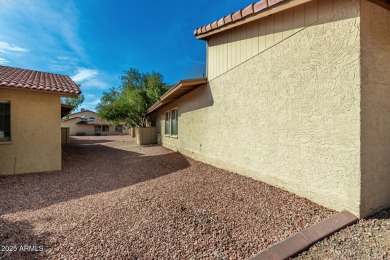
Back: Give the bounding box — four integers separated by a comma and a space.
295, 207, 390, 260
1, 136, 334, 259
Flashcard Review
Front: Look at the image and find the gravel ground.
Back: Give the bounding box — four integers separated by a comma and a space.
295, 207, 390, 260
1, 136, 334, 259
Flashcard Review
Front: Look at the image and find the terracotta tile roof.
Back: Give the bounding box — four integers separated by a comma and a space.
194, 0, 288, 37
0, 65, 81, 96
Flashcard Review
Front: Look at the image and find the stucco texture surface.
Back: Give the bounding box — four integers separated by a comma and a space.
158, 1, 363, 216
360, 1, 390, 217
0, 89, 61, 175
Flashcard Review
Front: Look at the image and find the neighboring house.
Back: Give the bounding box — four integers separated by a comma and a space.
0, 65, 81, 175
61, 110, 128, 136
147, 0, 390, 218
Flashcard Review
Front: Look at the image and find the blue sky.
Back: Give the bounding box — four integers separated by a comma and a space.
0, 0, 254, 111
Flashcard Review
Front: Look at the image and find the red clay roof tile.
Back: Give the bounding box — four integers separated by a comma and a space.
217, 17, 225, 27
268, 0, 285, 5
194, 0, 290, 37
224, 14, 233, 23
242, 3, 254, 17
232, 9, 242, 21
254, 1, 269, 13
0, 65, 81, 95
206, 24, 212, 31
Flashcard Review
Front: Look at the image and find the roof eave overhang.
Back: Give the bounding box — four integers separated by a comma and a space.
147, 78, 207, 115
196, 0, 313, 40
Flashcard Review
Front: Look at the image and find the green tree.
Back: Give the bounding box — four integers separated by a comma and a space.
97, 68, 167, 127
61, 84, 85, 112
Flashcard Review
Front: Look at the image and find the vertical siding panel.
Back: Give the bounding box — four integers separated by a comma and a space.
215, 34, 219, 78
274, 12, 284, 44
251, 21, 257, 58
217, 33, 223, 76
246, 23, 252, 59
252, 20, 259, 56
234, 27, 241, 68
227, 30, 232, 70
293, 4, 305, 34
304, 0, 319, 27
212, 37, 216, 79
223, 32, 228, 74
334, 0, 353, 11
208, 38, 212, 79
265, 15, 275, 49
206, 41, 209, 78
211, 37, 215, 80
258, 18, 266, 53
231, 28, 237, 68
318, 0, 333, 21
283, 8, 294, 39
218, 33, 222, 77
240, 25, 247, 63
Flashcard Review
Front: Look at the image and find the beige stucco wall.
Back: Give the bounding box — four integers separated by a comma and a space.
61, 112, 124, 136
136, 127, 157, 145
0, 89, 62, 175
158, 0, 363, 216
360, 1, 390, 217
61, 119, 95, 135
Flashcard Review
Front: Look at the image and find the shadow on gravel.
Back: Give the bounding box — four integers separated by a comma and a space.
369, 207, 389, 220
68, 138, 115, 145
0, 140, 190, 215
0, 217, 49, 259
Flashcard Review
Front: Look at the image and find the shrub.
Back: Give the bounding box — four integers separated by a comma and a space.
94, 132, 101, 136
75, 131, 86, 136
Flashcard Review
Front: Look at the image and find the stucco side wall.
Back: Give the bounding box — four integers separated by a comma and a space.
360, 1, 390, 217
62, 121, 95, 136
158, 1, 362, 216
0, 89, 61, 175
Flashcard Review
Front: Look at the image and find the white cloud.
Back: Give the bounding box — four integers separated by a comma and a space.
0, 57, 9, 64
70, 67, 110, 90
0, 41, 29, 53
71, 67, 98, 82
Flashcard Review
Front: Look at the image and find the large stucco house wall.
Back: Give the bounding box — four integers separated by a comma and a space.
0, 89, 62, 175
155, 0, 389, 217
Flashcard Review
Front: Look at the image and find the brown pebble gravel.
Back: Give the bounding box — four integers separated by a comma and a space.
295, 207, 390, 260
1, 136, 334, 259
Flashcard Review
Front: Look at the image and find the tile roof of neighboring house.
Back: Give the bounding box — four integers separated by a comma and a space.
0, 65, 81, 96
67, 110, 96, 116
194, 0, 290, 38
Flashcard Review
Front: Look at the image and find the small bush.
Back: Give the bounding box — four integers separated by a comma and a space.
75, 131, 86, 136
94, 132, 102, 136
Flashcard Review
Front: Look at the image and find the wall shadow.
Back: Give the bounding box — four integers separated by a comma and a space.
179, 83, 214, 114
0, 217, 50, 259
0, 139, 190, 216
68, 138, 115, 145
